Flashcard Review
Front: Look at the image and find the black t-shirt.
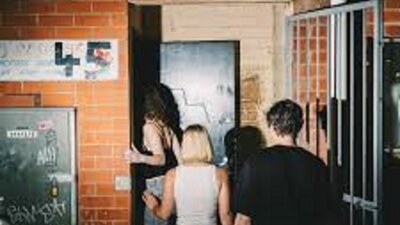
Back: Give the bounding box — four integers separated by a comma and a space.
235, 145, 329, 225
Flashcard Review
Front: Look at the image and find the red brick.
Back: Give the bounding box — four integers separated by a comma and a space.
80, 184, 96, 196
79, 106, 116, 118
20, 2, 55, 14
384, 10, 400, 23
75, 15, 111, 27
80, 196, 115, 208
80, 145, 113, 157
80, 157, 95, 169
80, 170, 113, 183
41, 93, 75, 106
385, 25, 400, 36
20, 28, 56, 39
79, 118, 114, 132
56, 2, 91, 13
92, 90, 128, 106
0, 95, 36, 107
39, 82, 75, 93
113, 118, 129, 133
111, 13, 128, 27
92, 28, 127, 39
115, 196, 129, 208
76, 91, 95, 106
92, 2, 127, 13
95, 183, 116, 195
0, 82, 22, 93
56, 27, 92, 39
39, 15, 73, 26
80, 209, 96, 220
97, 209, 129, 220
385, 0, 400, 9
0, 28, 20, 38
3, 14, 37, 26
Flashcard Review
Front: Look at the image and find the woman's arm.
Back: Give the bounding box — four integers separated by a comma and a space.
142, 169, 176, 220
125, 123, 166, 165
217, 168, 233, 225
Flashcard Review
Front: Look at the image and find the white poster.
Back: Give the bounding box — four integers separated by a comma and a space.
0, 40, 118, 81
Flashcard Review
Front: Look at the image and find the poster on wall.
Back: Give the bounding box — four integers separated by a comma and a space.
0, 40, 118, 81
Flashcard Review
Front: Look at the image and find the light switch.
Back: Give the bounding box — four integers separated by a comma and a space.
114, 176, 131, 191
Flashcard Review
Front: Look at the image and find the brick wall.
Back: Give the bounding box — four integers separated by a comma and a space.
384, 0, 400, 37
0, 1, 131, 225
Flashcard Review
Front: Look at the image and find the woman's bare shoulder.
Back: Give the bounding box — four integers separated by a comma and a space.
143, 122, 162, 135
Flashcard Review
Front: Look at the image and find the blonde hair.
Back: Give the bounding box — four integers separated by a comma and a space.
181, 124, 214, 163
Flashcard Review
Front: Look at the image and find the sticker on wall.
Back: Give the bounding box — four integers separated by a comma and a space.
0, 40, 118, 81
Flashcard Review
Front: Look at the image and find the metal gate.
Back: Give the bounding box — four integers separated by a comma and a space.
285, 1, 383, 225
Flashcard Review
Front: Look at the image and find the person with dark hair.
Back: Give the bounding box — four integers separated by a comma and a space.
124, 83, 181, 225
234, 99, 329, 225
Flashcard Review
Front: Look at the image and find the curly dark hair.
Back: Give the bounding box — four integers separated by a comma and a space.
266, 99, 304, 138
143, 83, 181, 138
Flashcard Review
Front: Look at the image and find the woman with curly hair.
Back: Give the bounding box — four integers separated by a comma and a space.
125, 83, 182, 225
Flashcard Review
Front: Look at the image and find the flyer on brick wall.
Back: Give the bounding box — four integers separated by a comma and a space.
0, 39, 118, 81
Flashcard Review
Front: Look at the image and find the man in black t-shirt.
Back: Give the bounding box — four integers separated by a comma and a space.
234, 99, 329, 225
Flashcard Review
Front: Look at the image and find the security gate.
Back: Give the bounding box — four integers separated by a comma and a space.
285, 1, 383, 225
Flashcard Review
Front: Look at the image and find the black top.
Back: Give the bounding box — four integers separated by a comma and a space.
235, 145, 329, 225
140, 145, 178, 179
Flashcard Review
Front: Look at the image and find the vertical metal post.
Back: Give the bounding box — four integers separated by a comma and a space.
285, 17, 293, 98
306, 19, 311, 144
336, 13, 343, 167
316, 17, 321, 156
296, 20, 301, 102
373, 0, 383, 224
362, 8, 367, 225
327, 14, 333, 182
349, 11, 355, 225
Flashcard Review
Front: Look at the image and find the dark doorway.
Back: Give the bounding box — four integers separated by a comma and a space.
130, 5, 240, 225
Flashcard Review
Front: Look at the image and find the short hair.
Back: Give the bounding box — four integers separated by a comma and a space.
266, 99, 304, 138
181, 124, 214, 163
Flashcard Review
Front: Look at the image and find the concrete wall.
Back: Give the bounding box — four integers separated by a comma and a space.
162, 2, 291, 136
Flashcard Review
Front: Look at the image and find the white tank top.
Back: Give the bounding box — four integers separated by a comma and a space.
174, 165, 219, 225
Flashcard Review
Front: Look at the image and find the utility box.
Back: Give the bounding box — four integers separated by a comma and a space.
0, 108, 76, 225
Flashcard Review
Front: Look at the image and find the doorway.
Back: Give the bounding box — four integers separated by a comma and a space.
130, 5, 240, 224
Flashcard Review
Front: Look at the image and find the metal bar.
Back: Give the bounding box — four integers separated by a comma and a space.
316, 16, 320, 157
296, 20, 301, 102
362, 8, 368, 225
349, 11, 355, 225
340, 12, 347, 101
373, 0, 383, 224
337, 13, 343, 167
327, 14, 333, 182
316, 17, 320, 98
285, 16, 293, 98
290, 1, 374, 21
306, 18, 311, 144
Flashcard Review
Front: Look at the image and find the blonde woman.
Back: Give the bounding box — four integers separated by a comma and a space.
142, 124, 233, 225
